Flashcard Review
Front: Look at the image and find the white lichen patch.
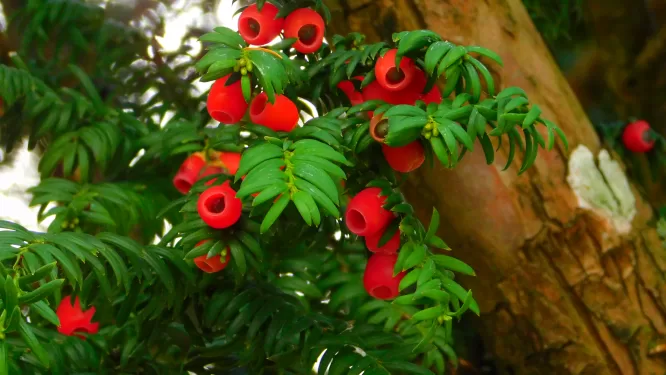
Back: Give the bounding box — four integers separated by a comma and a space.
566, 145, 635, 234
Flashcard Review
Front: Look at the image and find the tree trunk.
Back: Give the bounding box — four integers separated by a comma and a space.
327, 0, 666, 374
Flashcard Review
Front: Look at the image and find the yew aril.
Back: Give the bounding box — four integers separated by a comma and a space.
283, 8, 325, 54
56, 296, 99, 337
173, 153, 207, 194
238, 3, 284, 46
345, 187, 394, 236
369, 113, 389, 143
337, 78, 364, 106
197, 181, 243, 229
382, 142, 425, 173
363, 253, 405, 300
622, 120, 655, 153
250, 93, 300, 132
207, 74, 248, 124
410, 68, 442, 104
365, 229, 401, 254
375, 49, 417, 92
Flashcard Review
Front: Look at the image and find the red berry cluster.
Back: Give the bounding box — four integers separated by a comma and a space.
622, 120, 655, 153
345, 187, 405, 300
172, 150, 242, 273
239, 4, 325, 54
184, 5, 331, 275
338, 49, 438, 173
56, 296, 99, 338
209, 5, 326, 128
191, 180, 242, 273
207, 73, 301, 132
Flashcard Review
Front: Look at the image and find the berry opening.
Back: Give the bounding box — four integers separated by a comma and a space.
373, 119, 389, 139
346, 209, 367, 233
244, 18, 261, 38
173, 177, 192, 194
211, 110, 234, 124
386, 67, 406, 85
298, 24, 319, 46
206, 196, 227, 214
250, 94, 268, 116
372, 286, 393, 299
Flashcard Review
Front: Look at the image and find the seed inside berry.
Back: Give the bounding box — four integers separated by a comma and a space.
386, 67, 406, 85
298, 24, 318, 45
247, 18, 261, 38
373, 119, 389, 139
206, 196, 227, 214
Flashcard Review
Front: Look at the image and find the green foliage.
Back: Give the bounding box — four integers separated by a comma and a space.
0, 0, 569, 374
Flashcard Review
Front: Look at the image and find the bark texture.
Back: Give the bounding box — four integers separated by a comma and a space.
327, 0, 666, 374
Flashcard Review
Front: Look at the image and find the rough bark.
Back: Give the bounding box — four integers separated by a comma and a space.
327, 0, 666, 374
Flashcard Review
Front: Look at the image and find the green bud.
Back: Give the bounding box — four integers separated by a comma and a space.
241, 68, 248, 75
432, 128, 440, 136
246, 61, 253, 71
239, 58, 247, 66
61, 221, 68, 229
234, 65, 240, 72
425, 133, 432, 140
73, 218, 80, 225
425, 123, 433, 130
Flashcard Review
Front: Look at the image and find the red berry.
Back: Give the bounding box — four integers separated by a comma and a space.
369, 113, 389, 143
365, 229, 401, 254
409, 68, 442, 104
345, 187, 394, 236
194, 252, 231, 273
173, 153, 206, 194
362, 80, 419, 108
238, 3, 284, 46
207, 74, 248, 124
375, 49, 417, 92
218, 152, 241, 175
192, 240, 231, 273
622, 120, 655, 153
362, 80, 399, 104
208, 151, 241, 176
283, 8, 325, 54
197, 182, 243, 229
382, 142, 425, 173
337, 79, 364, 106
249, 92, 300, 132
56, 296, 99, 337
363, 253, 405, 300
421, 84, 442, 104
